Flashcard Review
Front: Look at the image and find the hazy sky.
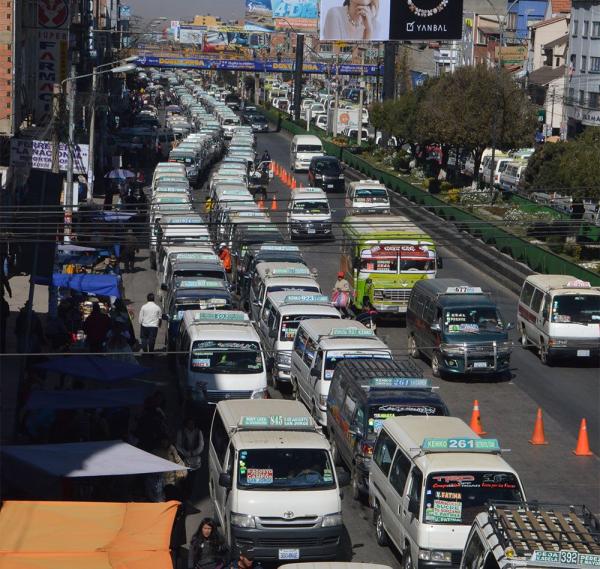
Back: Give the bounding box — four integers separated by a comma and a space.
126, 0, 244, 22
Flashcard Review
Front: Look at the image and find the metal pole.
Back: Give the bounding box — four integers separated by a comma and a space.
51, 85, 61, 174
65, 64, 76, 242
550, 86, 555, 135
333, 53, 340, 136
87, 68, 97, 200
293, 33, 304, 122
357, 82, 364, 146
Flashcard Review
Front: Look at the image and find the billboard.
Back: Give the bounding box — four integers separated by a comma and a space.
203, 31, 270, 52
319, 0, 463, 41
10, 139, 90, 176
179, 26, 204, 45
245, 0, 318, 32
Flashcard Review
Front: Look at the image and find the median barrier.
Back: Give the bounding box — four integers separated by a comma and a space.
260, 107, 600, 285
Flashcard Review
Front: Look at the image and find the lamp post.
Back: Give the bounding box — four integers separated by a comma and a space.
61, 61, 137, 241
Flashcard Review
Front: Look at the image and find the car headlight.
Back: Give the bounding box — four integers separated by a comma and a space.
321, 513, 343, 527
499, 341, 513, 352
338, 174, 344, 179
231, 513, 256, 528
440, 343, 465, 355
277, 351, 291, 365
315, 174, 323, 179
548, 338, 567, 347
251, 388, 269, 399
419, 550, 453, 563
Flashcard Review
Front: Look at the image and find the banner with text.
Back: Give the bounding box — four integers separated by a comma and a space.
10, 139, 90, 176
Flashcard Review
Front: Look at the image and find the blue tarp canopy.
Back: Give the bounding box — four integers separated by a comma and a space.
52, 273, 121, 297
25, 387, 149, 410
35, 356, 150, 382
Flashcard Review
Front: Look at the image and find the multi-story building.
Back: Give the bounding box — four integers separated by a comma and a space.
564, 0, 600, 135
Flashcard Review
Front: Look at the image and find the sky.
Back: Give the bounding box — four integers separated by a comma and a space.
126, 0, 244, 23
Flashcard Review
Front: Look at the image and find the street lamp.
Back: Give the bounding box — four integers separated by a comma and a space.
61, 61, 137, 240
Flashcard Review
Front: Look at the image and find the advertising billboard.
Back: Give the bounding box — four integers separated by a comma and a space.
245, 0, 318, 32
320, 0, 463, 41
179, 26, 204, 45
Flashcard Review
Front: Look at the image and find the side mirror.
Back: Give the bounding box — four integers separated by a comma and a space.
408, 497, 420, 517
336, 469, 350, 487
218, 473, 232, 488
505, 322, 514, 330
160, 284, 168, 291
310, 367, 320, 378
430, 323, 442, 333
268, 329, 277, 339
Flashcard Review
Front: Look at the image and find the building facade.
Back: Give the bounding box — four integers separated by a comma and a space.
564, 0, 600, 135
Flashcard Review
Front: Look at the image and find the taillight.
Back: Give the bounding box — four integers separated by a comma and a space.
361, 442, 373, 456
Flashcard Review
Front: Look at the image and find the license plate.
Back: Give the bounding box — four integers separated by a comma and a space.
473, 361, 487, 368
327, 184, 334, 188
577, 350, 590, 357
307, 228, 316, 234
279, 549, 300, 560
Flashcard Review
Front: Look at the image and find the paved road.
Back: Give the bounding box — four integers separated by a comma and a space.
119, 126, 598, 567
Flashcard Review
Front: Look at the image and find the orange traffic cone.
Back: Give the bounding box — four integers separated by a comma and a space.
283, 170, 289, 185
469, 400, 487, 435
573, 418, 593, 456
257, 197, 265, 210
529, 408, 548, 445
271, 194, 278, 211
291, 177, 297, 190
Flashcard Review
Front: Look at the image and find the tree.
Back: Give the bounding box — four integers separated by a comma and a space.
369, 90, 421, 147
415, 65, 537, 177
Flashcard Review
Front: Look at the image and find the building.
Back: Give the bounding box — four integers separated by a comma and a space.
507, 0, 549, 38
564, 0, 600, 135
527, 15, 570, 70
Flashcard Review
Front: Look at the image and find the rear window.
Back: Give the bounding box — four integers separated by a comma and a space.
297, 144, 322, 153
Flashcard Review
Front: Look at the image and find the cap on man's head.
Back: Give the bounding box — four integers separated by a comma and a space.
239, 547, 254, 561
337, 271, 344, 278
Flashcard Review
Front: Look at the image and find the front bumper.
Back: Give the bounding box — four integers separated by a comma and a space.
547, 345, 600, 361
291, 222, 333, 239
353, 207, 390, 215
439, 347, 511, 374
373, 303, 408, 313
317, 178, 344, 192
231, 525, 342, 562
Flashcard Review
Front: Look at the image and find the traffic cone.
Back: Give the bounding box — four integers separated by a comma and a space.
283, 170, 289, 185
469, 400, 487, 435
271, 194, 278, 211
257, 197, 265, 210
573, 418, 593, 456
291, 177, 297, 190
529, 408, 548, 445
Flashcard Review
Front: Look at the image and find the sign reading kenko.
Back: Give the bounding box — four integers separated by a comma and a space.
389, 0, 463, 40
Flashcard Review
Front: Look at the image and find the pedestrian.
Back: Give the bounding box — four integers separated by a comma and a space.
106, 326, 137, 365
138, 293, 162, 352
260, 150, 270, 163
152, 434, 187, 500
176, 417, 204, 498
134, 392, 168, 451
15, 301, 45, 354
226, 547, 262, 569
189, 518, 226, 569
356, 298, 377, 331
121, 230, 138, 273
83, 302, 112, 352
218, 243, 232, 273
110, 298, 136, 345
0, 294, 9, 353
332, 271, 351, 316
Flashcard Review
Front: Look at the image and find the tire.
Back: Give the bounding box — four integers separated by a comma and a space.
540, 342, 553, 366
291, 378, 300, 401
520, 327, 529, 349
330, 438, 341, 466
374, 506, 388, 547
431, 351, 442, 378
402, 548, 414, 569
408, 335, 419, 359
351, 465, 361, 501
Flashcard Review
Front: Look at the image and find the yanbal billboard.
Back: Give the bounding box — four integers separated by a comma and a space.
319, 0, 463, 41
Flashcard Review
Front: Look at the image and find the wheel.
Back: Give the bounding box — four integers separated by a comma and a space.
402, 548, 414, 569
330, 438, 341, 466
520, 327, 529, 349
291, 378, 300, 401
374, 505, 388, 547
431, 351, 442, 378
351, 465, 361, 501
540, 342, 553, 366
408, 335, 419, 359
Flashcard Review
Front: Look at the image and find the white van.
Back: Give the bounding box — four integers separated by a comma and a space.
290, 135, 324, 172
517, 275, 600, 365
208, 399, 349, 562
369, 416, 526, 569
498, 160, 527, 193
345, 180, 390, 216
248, 262, 321, 322
288, 188, 333, 241
257, 292, 341, 388
291, 320, 392, 426
176, 310, 268, 404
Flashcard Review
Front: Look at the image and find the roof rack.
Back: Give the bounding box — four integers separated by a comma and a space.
488, 502, 600, 559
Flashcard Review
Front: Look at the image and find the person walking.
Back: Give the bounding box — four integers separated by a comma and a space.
152, 435, 187, 500
121, 230, 138, 273
15, 301, 45, 354
332, 271, 351, 316
218, 243, 232, 273
189, 518, 226, 569
226, 548, 262, 569
176, 417, 204, 498
0, 295, 9, 353
138, 293, 162, 352
83, 302, 112, 352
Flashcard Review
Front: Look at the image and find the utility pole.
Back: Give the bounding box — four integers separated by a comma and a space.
550, 86, 555, 136
87, 68, 97, 200
51, 85, 61, 174
65, 64, 76, 243
293, 33, 304, 122
357, 48, 365, 146
332, 52, 340, 136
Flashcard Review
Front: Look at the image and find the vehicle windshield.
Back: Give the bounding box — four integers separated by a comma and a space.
237, 449, 335, 490
323, 351, 391, 379
293, 201, 330, 214
355, 188, 388, 201
424, 471, 523, 525
359, 257, 435, 273
297, 145, 322, 153
315, 160, 341, 175
190, 340, 263, 374
267, 285, 320, 295
173, 269, 225, 280
172, 299, 230, 319
279, 314, 339, 342
367, 403, 445, 435
443, 307, 504, 333
551, 294, 600, 324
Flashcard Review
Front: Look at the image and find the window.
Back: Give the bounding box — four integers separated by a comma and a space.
579, 90, 586, 105
341, 392, 357, 421
569, 87, 575, 101
593, 21, 600, 37
583, 20, 589, 37
210, 413, 229, 467
573, 19, 579, 36
389, 451, 412, 495
373, 431, 396, 477
293, 328, 308, 358
520, 282, 535, 306
303, 337, 317, 366
530, 288, 544, 313
582, 55, 587, 72
408, 467, 423, 508
590, 92, 600, 109
462, 531, 488, 569
591, 57, 600, 72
